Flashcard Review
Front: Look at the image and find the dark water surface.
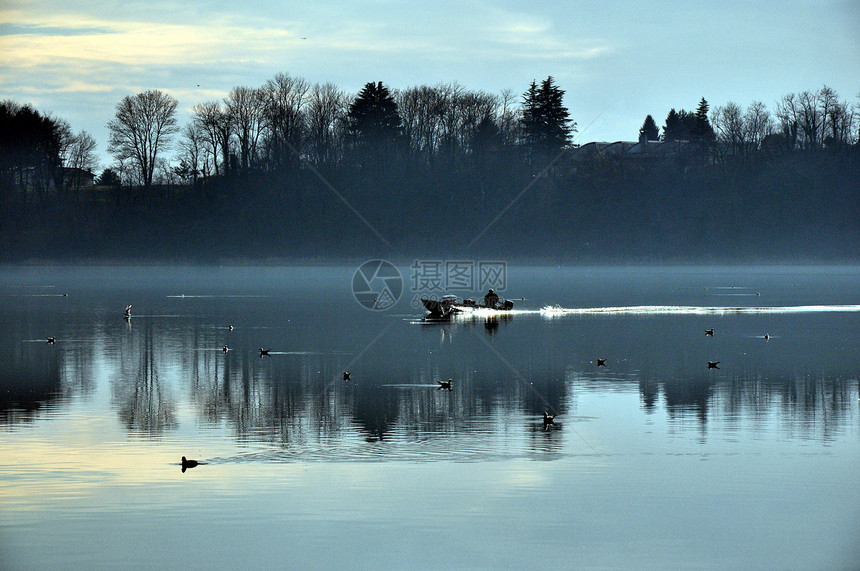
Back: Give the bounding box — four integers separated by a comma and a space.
1, 265, 858, 569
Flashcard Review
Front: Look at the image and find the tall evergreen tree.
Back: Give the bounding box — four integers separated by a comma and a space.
520, 76, 575, 162
662, 109, 679, 141
640, 115, 659, 141
663, 108, 697, 141
347, 81, 402, 148
693, 97, 716, 143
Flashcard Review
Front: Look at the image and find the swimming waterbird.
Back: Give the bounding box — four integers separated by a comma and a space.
181, 456, 199, 473
437, 379, 453, 391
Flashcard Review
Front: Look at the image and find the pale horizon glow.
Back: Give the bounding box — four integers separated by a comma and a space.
1, 0, 858, 171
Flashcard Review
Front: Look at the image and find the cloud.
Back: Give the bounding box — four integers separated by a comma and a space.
469, 7, 614, 63
0, 0, 622, 149
0, 14, 297, 68
0, 1, 615, 101
57, 80, 115, 93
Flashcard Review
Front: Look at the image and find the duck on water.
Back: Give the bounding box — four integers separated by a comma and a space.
181, 456, 204, 473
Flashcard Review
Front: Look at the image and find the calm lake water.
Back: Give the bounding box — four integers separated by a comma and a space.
1, 265, 858, 569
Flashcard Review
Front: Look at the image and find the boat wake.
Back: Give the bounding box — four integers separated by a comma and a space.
412, 303, 860, 322
537, 304, 860, 316
167, 294, 270, 298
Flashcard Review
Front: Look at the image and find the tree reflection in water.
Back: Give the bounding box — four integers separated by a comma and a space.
1, 266, 857, 460
3, 317, 857, 455
0, 344, 61, 424
113, 321, 177, 434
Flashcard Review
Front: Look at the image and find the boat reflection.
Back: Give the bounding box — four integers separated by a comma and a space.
419, 311, 513, 341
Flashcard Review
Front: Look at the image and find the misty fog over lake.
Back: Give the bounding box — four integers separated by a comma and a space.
1, 264, 858, 569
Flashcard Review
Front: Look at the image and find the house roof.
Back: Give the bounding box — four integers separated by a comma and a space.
569, 139, 693, 161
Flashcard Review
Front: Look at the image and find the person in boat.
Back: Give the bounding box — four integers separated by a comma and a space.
484, 288, 499, 309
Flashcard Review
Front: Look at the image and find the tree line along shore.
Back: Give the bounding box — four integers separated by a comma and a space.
1, 77, 858, 262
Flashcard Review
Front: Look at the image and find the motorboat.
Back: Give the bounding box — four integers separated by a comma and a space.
421, 294, 514, 318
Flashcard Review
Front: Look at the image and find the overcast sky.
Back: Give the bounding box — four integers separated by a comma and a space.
2, 0, 858, 171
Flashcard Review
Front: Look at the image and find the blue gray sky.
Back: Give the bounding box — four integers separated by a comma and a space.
2, 0, 858, 170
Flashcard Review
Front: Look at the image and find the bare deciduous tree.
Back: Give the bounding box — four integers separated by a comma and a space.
190, 101, 232, 177
775, 86, 855, 151
712, 100, 776, 160
497, 89, 520, 144
396, 83, 509, 165
307, 82, 348, 165
775, 92, 800, 149
107, 90, 179, 189
743, 101, 773, 152
821, 95, 856, 148
62, 130, 98, 201
396, 85, 444, 159
797, 90, 823, 150
712, 102, 745, 158
225, 86, 265, 172
66, 131, 98, 173
260, 72, 310, 170
177, 123, 205, 184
